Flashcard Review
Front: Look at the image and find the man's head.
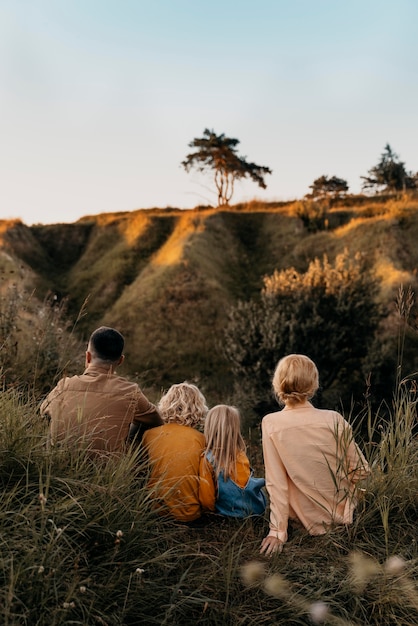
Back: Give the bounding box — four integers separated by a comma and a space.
86, 326, 125, 368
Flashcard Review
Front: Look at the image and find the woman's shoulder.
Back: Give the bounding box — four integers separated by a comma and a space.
261, 410, 282, 424
314, 407, 345, 420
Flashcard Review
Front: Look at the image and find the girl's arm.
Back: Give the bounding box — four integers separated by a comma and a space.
198, 454, 216, 511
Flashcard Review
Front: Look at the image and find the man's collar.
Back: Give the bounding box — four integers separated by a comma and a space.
83, 364, 115, 376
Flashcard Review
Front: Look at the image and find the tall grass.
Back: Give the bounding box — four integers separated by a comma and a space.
0, 282, 84, 396
0, 374, 416, 624
0, 283, 416, 624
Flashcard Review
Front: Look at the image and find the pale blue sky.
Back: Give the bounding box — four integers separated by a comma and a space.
0, 0, 417, 224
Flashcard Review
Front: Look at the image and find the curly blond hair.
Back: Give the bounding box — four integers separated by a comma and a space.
272, 354, 319, 406
158, 382, 208, 428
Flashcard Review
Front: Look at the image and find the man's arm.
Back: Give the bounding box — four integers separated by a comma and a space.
127, 390, 163, 445
39, 379, 64, 421
132, 390, 163, 427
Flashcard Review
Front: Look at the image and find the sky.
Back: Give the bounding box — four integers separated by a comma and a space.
0, 0, 417, 225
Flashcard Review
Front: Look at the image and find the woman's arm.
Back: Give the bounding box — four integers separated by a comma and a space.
261, 418, 290, 547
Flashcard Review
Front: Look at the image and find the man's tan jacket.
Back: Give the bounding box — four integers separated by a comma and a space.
41, 365, 162, 453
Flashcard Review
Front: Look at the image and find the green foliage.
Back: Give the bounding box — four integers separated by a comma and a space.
307, 175, 349, 199
361, 144, 416, 194
182, 129, 272, 206
222, 250, 383, 415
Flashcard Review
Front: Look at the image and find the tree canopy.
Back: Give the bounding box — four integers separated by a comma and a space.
361, 144, 416, 193
182, 129, 272, 206
307, 175, 349, 199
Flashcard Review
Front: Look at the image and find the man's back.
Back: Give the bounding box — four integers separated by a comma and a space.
42, 365, 161, 453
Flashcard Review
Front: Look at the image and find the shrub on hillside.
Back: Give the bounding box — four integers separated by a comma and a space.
222, 250, 383, 418
291, 199, 329, 232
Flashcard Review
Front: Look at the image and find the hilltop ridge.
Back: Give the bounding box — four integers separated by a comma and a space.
1, 198, 418, 403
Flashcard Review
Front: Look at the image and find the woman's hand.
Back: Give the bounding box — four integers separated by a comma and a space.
260, 535, 283, 556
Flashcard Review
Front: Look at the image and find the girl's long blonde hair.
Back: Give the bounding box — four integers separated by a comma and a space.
204, 405, 246, 481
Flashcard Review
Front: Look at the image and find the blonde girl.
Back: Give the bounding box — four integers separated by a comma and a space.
199, 405, 266, 518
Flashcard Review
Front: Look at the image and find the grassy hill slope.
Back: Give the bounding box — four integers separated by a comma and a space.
1, 198, 418, 404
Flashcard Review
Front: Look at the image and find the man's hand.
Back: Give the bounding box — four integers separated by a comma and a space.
260, 535, 283, 556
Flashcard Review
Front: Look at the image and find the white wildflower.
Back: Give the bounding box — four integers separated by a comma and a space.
38, 565, 45, 574
116, 530, 123, 538
38, 493, 47, 505
384, 555, 406, 576
263, 573, 290, 599
309, 601, 329, 624
135, 568, 145, 575
348, 551, 381, 592
79, 585, 87, 593
240, 561, 266, 586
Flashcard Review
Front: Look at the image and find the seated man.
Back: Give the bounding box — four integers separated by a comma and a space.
40, 326, 162, 454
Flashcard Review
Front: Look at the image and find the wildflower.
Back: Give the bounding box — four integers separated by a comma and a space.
38, 565, 45, 574
348, 551, 381, 592
79, 586, 87, 594
263, 573, 290, 599
63, 601, 75, 609
309, 601, 329, 624
39, 493, 47, 506
384, 555, 406, 576
135, 568, 145, 575
116, 530, 123, 538
240, 561, 266, 586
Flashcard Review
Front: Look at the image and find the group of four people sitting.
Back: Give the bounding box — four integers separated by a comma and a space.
41, 326, 370, 555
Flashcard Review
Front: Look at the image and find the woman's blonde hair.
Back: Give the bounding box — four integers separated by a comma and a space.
158, 382, 208, 428
272, 354, 319, 406
204, 405, 246, 481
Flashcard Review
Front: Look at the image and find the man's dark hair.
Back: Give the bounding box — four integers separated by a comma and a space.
89, 327, 124, 362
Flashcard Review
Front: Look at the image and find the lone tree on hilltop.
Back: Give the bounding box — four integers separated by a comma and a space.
361, 144, 416, 194
307, 175, 349, 200
182, 128, 272, 206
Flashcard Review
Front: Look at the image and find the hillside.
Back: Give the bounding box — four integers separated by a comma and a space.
1, 197, 418, 406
